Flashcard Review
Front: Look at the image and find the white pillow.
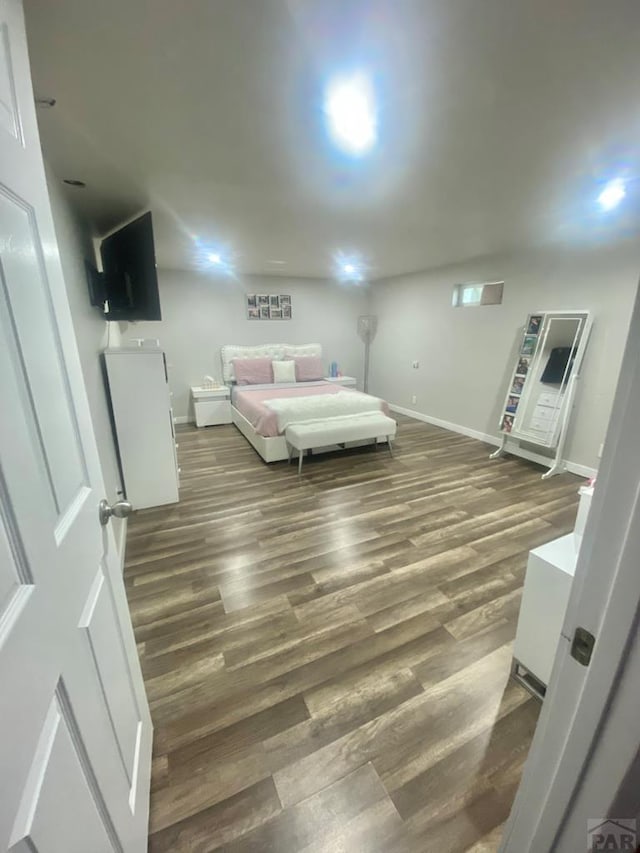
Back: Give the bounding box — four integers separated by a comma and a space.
272, 359, 296, 383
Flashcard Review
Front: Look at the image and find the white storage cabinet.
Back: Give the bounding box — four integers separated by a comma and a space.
512, 484, 594, 697
512, 534, 576, 696
104, 348, 179, 509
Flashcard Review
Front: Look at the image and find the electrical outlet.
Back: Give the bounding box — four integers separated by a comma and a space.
412, 360, 420, 369
411, 394, 417, 404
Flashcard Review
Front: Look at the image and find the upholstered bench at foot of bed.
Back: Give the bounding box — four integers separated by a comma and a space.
285, 413, 397, 474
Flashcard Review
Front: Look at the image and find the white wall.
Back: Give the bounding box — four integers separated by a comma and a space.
46, 167, 127, 554
134, 271, 369, 419
369, 243, 640, 473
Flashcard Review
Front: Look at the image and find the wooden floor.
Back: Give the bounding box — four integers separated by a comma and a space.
124, 415, 581, 853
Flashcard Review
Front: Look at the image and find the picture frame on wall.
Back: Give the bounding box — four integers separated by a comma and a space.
511, 376, 525, 395
527, 315, 543, 335
501, 413, 514, 433
246, 293, 292, 319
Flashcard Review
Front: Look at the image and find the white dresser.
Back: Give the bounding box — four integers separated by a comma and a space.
512, 533, 577, 696
104, 348, 179, 509
512, 483, 594, 697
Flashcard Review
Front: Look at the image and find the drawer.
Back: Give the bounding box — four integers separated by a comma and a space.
529, 417, 557, 437
538, 391, 560, 407
532, 404, 560, 422
194, 399, 231, 427
192, 391, 229, 402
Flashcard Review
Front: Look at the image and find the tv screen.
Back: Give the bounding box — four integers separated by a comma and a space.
100, 212, 161, 321
541, 346, 574, 384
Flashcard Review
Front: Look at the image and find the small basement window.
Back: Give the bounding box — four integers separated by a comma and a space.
453, 281, 504, 307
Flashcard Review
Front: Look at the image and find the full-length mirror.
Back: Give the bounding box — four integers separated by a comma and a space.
492, 311, 592, 477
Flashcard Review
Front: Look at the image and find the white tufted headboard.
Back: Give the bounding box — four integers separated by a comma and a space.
220, 343, 323, 383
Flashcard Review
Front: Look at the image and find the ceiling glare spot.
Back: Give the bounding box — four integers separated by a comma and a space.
598, 178, 626, 211
333, 252, 366, 284
324, 73, 377, 155
193, 239, 236, 276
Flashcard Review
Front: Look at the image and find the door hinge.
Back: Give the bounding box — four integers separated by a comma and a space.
570, 626, 596, 666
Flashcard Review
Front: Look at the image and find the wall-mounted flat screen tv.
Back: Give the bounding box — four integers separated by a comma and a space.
87, 211, 161, 321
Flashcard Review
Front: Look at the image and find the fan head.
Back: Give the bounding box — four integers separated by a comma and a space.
357, 315, 378, 344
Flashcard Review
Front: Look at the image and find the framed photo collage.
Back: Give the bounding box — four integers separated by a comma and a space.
246, 293, 292, 320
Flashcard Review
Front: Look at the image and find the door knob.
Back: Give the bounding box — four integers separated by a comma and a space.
99, 498, 133, 526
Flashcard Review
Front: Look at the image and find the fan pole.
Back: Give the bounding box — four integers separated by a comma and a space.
363, 338, 370, 393
358, 314, 377, 394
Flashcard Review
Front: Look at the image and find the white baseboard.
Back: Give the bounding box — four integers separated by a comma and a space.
563, 460, 597, 478
173, 415, 190, 425
389, 404, 597, 480
389, 404, 500, 446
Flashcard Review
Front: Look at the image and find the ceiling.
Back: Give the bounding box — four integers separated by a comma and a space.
24, 0, 640, 280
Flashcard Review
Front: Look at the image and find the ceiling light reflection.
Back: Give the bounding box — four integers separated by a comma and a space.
334, 252, 366, 284
324, 73, 377, 155
598, 178, 626, 211
193, 237, 236, 276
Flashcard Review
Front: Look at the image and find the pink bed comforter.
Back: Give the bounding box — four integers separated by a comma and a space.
232, 382, 389, 437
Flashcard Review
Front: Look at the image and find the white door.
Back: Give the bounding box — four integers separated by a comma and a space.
0, 2, 152, 851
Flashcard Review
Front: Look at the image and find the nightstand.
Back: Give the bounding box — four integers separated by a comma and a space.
191, 385, 231, 427
323, 376, 357, 388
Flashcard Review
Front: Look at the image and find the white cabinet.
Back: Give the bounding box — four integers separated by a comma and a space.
104, 348, 179, 509
512, 485, 594, 697
513, 534, 577, 695
191, 386, 231, 427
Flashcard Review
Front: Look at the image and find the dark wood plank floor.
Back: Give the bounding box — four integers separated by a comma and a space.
124, 414, 582, 852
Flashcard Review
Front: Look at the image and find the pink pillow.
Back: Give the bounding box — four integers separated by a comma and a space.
294, 355, 324, 382
232, 357, 273, 385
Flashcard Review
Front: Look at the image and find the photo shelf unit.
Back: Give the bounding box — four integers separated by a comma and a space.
491, 311, 592, 478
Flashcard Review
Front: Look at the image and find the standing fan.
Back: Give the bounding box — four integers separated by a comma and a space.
357, 315, 378, 393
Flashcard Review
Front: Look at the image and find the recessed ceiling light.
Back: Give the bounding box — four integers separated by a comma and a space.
334, 253, 366, 284
325, 73, 376, 155
598, 178, 626, 211
193, 237, 236, 276
63, 179, 86, 188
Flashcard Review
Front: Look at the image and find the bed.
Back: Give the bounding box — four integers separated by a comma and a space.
221, 343, 395, 463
